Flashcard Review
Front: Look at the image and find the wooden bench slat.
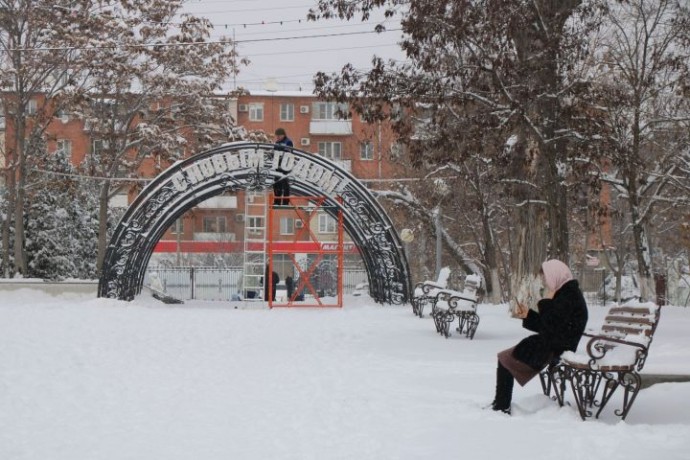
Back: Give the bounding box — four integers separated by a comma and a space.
604, 315, 655, 325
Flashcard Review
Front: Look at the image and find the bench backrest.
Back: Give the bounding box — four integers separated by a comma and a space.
462, 274, 481, 299
599, 304, 660, 342
587, 302, 661, 370
436, 267, 451, 288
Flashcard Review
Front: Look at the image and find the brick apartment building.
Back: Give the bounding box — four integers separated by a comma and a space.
1, 90, 403, 277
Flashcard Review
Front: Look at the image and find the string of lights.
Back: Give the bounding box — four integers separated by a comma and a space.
31, 168, 437, 184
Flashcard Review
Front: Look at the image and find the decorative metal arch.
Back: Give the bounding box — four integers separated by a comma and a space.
98, 142, 412, 304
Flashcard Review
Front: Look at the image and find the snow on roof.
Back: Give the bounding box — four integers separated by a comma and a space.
243, 89, 317, 98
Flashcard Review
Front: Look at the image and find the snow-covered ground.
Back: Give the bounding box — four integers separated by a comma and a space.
2, 289, 690, 460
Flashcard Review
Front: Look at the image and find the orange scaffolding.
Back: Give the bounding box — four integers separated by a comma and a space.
266, 194, 344, 308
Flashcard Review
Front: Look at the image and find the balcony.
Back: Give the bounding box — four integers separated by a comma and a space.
309, 119, 352, 135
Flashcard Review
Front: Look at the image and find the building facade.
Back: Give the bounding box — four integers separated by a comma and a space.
1, 90, 402, 276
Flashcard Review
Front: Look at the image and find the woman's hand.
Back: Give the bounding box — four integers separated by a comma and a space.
514, 301, 529, 319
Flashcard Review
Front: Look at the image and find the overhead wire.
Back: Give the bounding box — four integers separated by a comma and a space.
8, 28, 403, 52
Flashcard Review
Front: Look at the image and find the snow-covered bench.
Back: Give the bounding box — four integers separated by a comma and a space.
410, 267, 451, 317
430, 274, 481, 339
145, 273, 184, 305
540, 302, 661, 420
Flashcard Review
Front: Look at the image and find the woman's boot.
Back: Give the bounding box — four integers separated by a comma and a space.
492, 361, 514, 414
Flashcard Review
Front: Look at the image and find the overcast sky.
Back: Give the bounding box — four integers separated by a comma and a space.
181, 0, 407, 92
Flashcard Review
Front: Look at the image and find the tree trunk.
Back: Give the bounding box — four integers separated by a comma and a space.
632, 215, 655, 301
510, 198, 549, 311
96, 180, 110, 275
507, 1, 579, 308
2, 164, 14, 277
481, 205, 502, 303
12, 118, 27, 275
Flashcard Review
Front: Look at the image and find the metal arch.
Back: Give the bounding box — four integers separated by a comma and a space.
98, 142, 412, 304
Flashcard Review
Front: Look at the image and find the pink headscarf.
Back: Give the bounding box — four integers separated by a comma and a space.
541, 259, 573, 293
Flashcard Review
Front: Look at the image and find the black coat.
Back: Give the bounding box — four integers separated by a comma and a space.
512, 280, 589, 371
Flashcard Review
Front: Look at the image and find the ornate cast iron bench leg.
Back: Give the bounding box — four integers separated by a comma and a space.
540, 362, 567, 406
412, 295, 432, 317
431, 305, 444, 335
412, 296, 430, 317
440, 310, 455, 338
567, 368, 606, 420
455, 311, 479, 340
465, 312, 479, 340
411, 297, 420, 316
597, 371, 641, 420
456, 312, 467, 336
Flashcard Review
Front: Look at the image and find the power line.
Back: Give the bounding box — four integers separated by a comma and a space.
248, 42, 400, 58
147, 15, 398, 31
8, 29, 402, 53
183, 3, 316, 14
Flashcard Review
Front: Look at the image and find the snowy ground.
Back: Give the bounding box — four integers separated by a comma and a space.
2, 290, 690, 460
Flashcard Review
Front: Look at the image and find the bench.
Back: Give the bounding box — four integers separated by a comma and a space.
540, 302, 661, 420
430, 274, 481, 339
145, 274, 184, 304
411, 267, 451, 317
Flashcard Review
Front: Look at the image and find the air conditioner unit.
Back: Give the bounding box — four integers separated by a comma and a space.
300, 138, 310, 146
238, 104, 248, 112
300, 105, 310, 114
295, 220, 304, 229
235, 214, 245, 223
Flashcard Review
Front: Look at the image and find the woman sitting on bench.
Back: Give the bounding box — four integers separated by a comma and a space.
489, 259, 589, 414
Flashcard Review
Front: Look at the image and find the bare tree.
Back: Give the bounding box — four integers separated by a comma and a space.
594, 0, 690, 301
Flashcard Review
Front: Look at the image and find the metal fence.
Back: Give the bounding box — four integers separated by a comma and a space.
145, 267, 368, 301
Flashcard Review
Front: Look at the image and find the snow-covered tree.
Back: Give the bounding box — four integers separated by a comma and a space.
0, 0, 94, 275
1, 1, 246, 277
60, 0, 246, 274
594, 0, 690, 301
309, 0, 606, 303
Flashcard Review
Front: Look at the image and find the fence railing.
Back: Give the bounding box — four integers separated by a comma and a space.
145, 267, 368, 301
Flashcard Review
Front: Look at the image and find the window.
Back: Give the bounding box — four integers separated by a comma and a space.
248, 216, 264, 230
280, 103, 294, 122
249, 103, 264, 121
317, 141, 342, 160
318, 213, 336, 234
360, 142, 374, 160
56, 139, 72, 156
280, 217, 294, 235
312, 102, 348, 120
203, 216, 226, 233
171, 219, 184, 234
55, 107, 69, 120
92, 139, 110, 155
390, 141, 404, 160
27, 99, 38, 115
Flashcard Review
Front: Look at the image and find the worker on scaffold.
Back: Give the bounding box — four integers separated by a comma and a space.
273, 127, 293, 206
